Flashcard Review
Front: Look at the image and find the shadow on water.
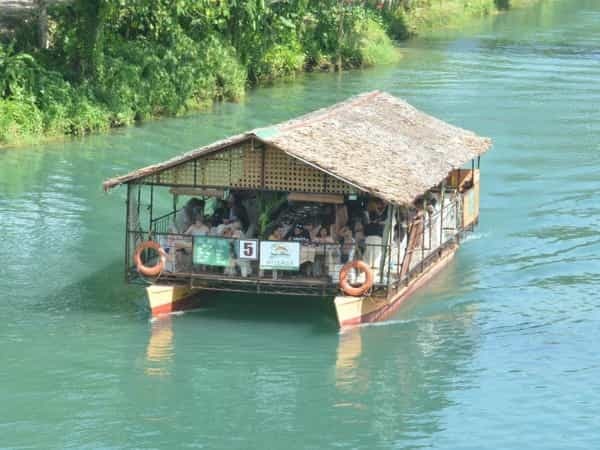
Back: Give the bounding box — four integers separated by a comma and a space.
174, 291, 339, 331
34, 256, 340, 329
30, 260, 143, 316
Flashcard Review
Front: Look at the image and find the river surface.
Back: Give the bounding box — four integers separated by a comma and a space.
1, 1, 599, 448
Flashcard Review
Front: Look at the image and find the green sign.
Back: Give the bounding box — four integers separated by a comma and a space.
193, 236, 232, 267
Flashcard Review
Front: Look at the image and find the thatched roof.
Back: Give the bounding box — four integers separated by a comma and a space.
103, 91, 491, 205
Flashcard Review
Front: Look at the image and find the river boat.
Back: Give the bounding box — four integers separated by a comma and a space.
103, 91, 491, 327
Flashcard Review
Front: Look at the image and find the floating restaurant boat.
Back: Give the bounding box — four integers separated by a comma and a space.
103, 91, 491, 327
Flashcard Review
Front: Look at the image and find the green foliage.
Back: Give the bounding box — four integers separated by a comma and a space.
255, 41, 306, 82
0, 0, 527, 146
257, 192, 287, 237
350, 17, 401, 68
0, 42, 111, 141
495, 0, 512, 10
383, 0, 499, 36
0, 99, 43, 144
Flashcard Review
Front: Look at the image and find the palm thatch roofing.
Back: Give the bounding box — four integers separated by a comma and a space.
103, 91, 492, 205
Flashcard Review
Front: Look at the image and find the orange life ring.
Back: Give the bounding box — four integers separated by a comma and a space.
134, 241, 166, 277
339, 260, 374, 297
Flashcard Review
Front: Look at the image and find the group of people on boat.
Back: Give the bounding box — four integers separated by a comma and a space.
162, 191, 412, 280
171, 194, 250, 240
264, 197, 391, 273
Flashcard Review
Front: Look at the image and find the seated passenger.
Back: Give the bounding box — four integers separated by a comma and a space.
352, 221, 366, 258
174, 198, 204, 233
314, 226, 334, 244
185, 215, 209, 236
353, 221, 366, 245
268, 226, 285, 241
224, 194, 250, 232
313, 227, 336, 277
332, 204, 349, 239
339, 225, 355, 263
222, 227, 236, 275
364, 199, 387, 274
229, 221, 243, 239
285, 224, 311, 243
208, 214, 227, 236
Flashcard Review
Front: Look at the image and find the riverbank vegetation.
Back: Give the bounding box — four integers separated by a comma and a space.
0, 0, 532, 147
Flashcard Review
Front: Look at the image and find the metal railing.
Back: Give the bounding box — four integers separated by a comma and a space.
150, 209, 180, 234
129, 230, 396, 288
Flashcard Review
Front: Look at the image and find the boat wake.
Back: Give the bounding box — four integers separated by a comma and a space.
340, 316, 420, 333
461, 231, 489, 243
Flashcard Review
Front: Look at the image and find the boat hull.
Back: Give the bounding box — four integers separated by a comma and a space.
335, 244, 458, 328
146, 284, 197, 317
146, 244, 457, 324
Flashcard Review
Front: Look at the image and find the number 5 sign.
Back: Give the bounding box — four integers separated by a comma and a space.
238, 239, 258, 260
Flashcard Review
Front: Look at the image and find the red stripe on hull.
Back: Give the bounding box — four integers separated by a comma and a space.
151, 295, 203, 317
340, 248, 456, 328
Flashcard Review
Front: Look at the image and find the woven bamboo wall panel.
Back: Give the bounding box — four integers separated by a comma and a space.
237, 145, 262, 188
263, 147, 354, 194
140, 141, 355, 194
153, 162, 194, 185
192, 142, 261, 188
264, 147, 318, 191
200, 153, 230, 186
325, 176, 356, 194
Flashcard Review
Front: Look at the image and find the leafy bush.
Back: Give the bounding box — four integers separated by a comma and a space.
399, 0, 497, 35
68, 92, 111, 136
201, 36, 247, 101
356, 18, 401, 67
0, 99, 43, 144
255, 41, 305, 82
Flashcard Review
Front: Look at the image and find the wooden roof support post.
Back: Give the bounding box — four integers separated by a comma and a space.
148, 184, 154, 238
421, 198, 426, 273
396, 207, 403, 283
384, 205, 397, 293
439, 181, 445, 248
124, 184, 131, 282
380, 202, 394, 285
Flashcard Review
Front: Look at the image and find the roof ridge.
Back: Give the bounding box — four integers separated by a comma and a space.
250, 91, 384, 139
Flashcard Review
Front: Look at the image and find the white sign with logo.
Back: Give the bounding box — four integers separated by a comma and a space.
238, 239, 258, 260
259, 241, 300, 271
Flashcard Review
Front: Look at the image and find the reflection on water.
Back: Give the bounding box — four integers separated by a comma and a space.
145, 317, 175, 377
135, 298, 479, 447
335, 329, 364, 393
331, 301, 479, 447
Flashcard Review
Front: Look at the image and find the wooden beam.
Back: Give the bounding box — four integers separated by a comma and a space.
169, 187, 225, 198
287, 192, 344, 204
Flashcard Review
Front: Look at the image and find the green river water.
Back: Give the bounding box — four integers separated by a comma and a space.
1, 1, 599, 448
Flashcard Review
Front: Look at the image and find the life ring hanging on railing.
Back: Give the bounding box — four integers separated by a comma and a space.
134, 241, 166, 277
339, 260, 374, 297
